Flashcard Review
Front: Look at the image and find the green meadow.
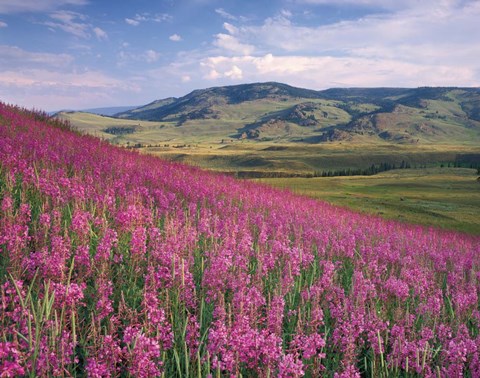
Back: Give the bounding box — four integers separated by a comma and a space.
256, 168, 480, 234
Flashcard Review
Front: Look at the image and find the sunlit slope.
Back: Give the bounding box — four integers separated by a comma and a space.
2, 102, 480, 376
61, 83, 480, 146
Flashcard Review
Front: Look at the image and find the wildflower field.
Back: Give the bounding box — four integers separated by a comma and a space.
1, 102, 480, 377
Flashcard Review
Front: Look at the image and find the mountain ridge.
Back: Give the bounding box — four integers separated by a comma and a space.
61, 82, 480, 145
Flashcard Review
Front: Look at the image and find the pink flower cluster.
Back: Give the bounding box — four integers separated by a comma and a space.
1, 102, 480, 376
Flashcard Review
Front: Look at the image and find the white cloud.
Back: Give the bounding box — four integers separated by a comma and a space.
152, 13, 171, 22
0, 21, 7, 27
0, 69, 139, 110
44, 11, 109, 41
117, 49, 162, 64
0, 0, 87, 14
139, 56, 206, 97
93, 27, 108, 41
297, 0, 387, 4
45, 11, 90, 38
0, 43, 142, 110
169, 34, 182, 42
218, 1, 480, 71
144, 49, 160, 63
213, 34, 255, 55
294, 0, 430, 10
215, 8, 237, 20
223, 22, 238, 35
125, 13, 172, 26
213, 23, 254, 55
199, 54, 479, 88
224, 65, 243, 79
125, 18, 139, 26
0, 45, 74, 68
0, 69, 125, 89
205, 69, 221, 80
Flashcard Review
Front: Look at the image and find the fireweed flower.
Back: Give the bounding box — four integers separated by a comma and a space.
95, 278, 114, 320
122, 326, 163, 378
85, 334, 122, 378
0, 342, 25, 377
142, 289, 173, 349
186, 314, 200, 357
278, 353, 305, 378
35, 331, 76, 376
51, 281, 86, 308
71, 209, 92, 242
1, 103, 480, 376
95, 228, 117, 263
333, 364, 361, 378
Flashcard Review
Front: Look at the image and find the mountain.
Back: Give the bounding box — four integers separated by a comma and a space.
51, 106, 138, 117
63, 82, 480, 145
115, 97, 177, 120
114, 82, 321, 122
81, 105, 139, 116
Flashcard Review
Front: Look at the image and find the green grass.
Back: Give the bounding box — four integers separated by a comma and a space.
256, 168, 480, 234
60, 93, 480, 148
58, 98, 353, 145
144, 142, 480, 176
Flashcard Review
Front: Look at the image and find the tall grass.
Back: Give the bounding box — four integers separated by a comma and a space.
1, 102, 479, 376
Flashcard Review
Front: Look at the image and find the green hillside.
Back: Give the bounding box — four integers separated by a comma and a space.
68, 82, 480, 145
57, 83, 480, 175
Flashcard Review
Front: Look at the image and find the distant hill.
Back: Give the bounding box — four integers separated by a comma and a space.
115, 98, 176, 120
51, 106, 138, 117
61, 82, 480, 145
114, 83, 320, 122
81, 106, 138, 116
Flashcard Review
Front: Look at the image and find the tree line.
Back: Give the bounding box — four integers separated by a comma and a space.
313, 161, 411, 177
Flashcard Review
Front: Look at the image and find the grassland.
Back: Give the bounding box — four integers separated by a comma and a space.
256, 168, 480, 234
143, 141, 480, 175
58, 110, 479, 175
143, 145, 480, 234
58, 97, 354, 144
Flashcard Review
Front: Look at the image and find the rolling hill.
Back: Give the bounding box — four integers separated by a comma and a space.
57, 82, 480, 145
110, 82, 480, 145
2, 101, 480, 377
55, 83, 480, 175
80, 105, 138, 116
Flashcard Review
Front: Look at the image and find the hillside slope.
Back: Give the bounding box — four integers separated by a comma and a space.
1, 102, 480, 376
105, 83, 480, 145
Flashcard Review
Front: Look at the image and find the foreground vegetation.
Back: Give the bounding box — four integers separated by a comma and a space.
1, 103, 480, 377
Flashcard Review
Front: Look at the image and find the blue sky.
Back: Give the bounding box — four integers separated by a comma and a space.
0, 0, 479, 111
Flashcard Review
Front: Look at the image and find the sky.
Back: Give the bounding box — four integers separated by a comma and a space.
0, 0, 479, 111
